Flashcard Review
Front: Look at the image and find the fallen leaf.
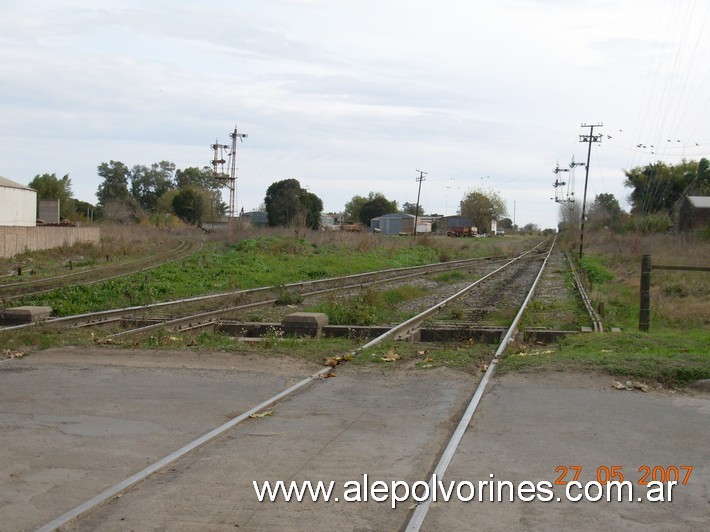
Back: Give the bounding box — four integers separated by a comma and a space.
480, 363, 489, 372
3, 350, 24, 359
249, 411, 274, 418
381, 349, 401, 362
611, 380, 648, 392
323, 356, 339, 367
318, 371, 337, 379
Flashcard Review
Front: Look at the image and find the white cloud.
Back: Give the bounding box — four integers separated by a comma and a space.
0, 0, 708, 229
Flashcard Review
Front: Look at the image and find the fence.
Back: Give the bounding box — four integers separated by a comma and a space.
0, 225, 100, 259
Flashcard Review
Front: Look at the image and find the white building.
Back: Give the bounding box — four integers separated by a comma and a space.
0, 176, 37, 226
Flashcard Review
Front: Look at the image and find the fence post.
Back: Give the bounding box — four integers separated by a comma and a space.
639, 254, 651, 331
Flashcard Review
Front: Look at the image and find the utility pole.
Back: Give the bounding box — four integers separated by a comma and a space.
578, 123, 602, 259
413, 170, 427, 239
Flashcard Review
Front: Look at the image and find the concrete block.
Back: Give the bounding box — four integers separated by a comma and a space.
0, 306, 53, 325
282, 312, 329, 338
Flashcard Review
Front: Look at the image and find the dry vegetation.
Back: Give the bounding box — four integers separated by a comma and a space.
558, 228, 710, 329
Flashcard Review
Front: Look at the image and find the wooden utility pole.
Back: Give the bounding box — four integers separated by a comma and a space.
578, 123, 602, 259
413, 170, 427, 239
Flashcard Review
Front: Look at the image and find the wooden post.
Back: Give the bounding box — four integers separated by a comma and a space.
639, 254, 651, 331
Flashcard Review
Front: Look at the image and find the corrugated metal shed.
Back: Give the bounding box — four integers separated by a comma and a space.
688, 196, 710, 208
0, 175, 37, 227
378, 213, 415, 235
677, 195, 710, 232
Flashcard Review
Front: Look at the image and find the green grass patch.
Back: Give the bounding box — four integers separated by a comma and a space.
308, 285, 429, 326
433, 271, 467, 283
499, 330, 710, 387
14, 237, 444, 316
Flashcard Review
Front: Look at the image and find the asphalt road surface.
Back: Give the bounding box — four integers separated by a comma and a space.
1, 347, 707, 531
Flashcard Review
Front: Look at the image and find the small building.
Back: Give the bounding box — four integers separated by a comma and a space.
240, 211, 268, 227
376, 213, 415, 235
676, 195, 710, 232
0, 175, 37, 226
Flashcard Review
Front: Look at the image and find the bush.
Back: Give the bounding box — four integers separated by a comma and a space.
579, 254, 613, 285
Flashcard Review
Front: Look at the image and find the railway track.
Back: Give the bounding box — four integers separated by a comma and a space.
32, 238, 576, 531
0, 251, 519, 335
0, 239, 202, 301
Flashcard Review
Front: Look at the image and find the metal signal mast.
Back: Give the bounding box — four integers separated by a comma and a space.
211, 125, 247, 218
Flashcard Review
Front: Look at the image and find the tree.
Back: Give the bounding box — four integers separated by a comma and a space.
28, 173, 75, 219
174, 167, 226, 218
96, 161, 131, 207
172, 187, 205, 225
498, 217, 513, 230
402, 202, 424, 216
359, 193, 398, 224
130, 161, 176, 213
343, 195, 367, 223
264, 179, 323, 230
587, 193, 622, 229
175, 166, 221, 191
558, 201, 580, 232
459, 189, 507, 234
521, 223, 540, 234
623, 159, 707, 215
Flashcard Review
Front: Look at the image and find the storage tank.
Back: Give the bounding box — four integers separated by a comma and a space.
0, 176, 37, 226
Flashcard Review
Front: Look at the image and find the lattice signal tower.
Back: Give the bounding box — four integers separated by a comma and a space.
211, 125, 247, 218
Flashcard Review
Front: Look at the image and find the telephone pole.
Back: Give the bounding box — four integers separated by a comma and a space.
413, 170, 427, 239
578, 123, 602, 259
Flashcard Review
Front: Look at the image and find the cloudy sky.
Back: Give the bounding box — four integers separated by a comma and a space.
1, 0, 709, 229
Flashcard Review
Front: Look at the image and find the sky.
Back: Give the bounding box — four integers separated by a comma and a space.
1, 0, 709, 230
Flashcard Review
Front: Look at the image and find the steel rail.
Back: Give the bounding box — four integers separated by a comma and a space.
0, 240, 202, 301
565, 251, 604, 332
1, 252, 513, 333
36, 241, 552, 531
105, 255, 523, 338
405, 236, 556, 531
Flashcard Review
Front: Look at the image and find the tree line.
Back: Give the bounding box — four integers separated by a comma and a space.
25, 157, 709, 232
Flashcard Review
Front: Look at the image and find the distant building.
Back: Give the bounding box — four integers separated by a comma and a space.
375, 213, 415, 235
321, 213, 341, 230
241, 211, 268, 227
0, 175, 37, 227
676, 195, 710, 232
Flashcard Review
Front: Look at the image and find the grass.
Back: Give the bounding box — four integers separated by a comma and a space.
352, 340, 492, 370
4, 226, 707, 388
500, 327, 709, 387
523, 229, 710, 387
307, 285, 429, 326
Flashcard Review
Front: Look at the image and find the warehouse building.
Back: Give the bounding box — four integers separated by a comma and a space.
0, 175, 36, 227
